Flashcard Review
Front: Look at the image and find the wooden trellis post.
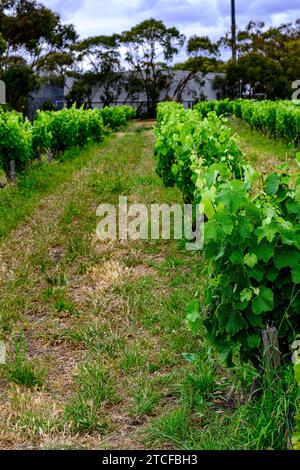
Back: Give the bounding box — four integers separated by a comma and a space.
47, 149, 53, 163
261, 325, 281, 369
9, 160, 16, 182
35, 147, 41, 162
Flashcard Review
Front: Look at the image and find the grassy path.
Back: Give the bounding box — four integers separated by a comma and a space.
226, 116, 298, 173
0, 122, 294, 450
0, 123, 206, 449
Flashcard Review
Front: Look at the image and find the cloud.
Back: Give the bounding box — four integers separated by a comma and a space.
126, 0, 221, 26
40, 0, 300, 55
236, 0, 300, 16
41, 0, 85, 19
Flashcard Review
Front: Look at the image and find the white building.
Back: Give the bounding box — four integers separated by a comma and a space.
65, 71, 224, 114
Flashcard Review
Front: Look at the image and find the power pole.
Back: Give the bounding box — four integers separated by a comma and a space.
231, 0, 237, 61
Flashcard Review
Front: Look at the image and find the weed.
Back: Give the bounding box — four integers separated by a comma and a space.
145, 408, 191, 448
64, 395, 109, 433
120, 349, 147, 372
64, 362, 117, 433
128, 383, 159, 417
4, 334, 46, 388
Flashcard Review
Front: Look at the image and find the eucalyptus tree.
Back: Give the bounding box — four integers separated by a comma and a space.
69, 34, 124, 107
173, 35, 223, 102
0, 0, 77, 111
221, 19, 300, 98
121, 19, 185, 116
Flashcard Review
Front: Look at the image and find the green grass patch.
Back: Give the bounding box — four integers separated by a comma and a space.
64, 362, 118, 433
0, 140, 112, 242
2, 334, 47, 388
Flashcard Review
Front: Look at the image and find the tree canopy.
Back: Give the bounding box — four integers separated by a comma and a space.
219, 19, 300, 98
0, 0, 76, 111
119, 19, 185, 115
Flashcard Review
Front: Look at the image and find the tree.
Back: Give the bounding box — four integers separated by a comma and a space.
187, 35, 220, 58
0, 0, 77, 112
283, 37, 300, 83
69, 35, 123, 107
172, 35, 224, 102
0, 0, 77, 72
231, 20, 300, 61
121, 19, 185, 116
65, 72, 96, 108
1, 62, 39, 111
175, 34, 223, 73
220, 19, 300, 99
0, 32, 6, 55
225, 53, 290, 99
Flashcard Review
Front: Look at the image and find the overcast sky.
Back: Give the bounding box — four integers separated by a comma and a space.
41, 0, 300, 61
40, 0, 300, 37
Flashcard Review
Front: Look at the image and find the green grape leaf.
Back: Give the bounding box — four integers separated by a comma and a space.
218, 180, 246, 212
240, 288, 252, 302
253, 241, 274, 263
205, 220, 218, 241
244, 253, 258, 268
230, 250, 244, 265
252, 286, 274, 315
171, 163, 178, 175
274, 247, 300, 270
226, 311, 247, 335
203, 198, 215, 219
217, 213, 235, 235
265, 173, 280, 195
247, 334, 261, 349
266, 267, 279, 282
